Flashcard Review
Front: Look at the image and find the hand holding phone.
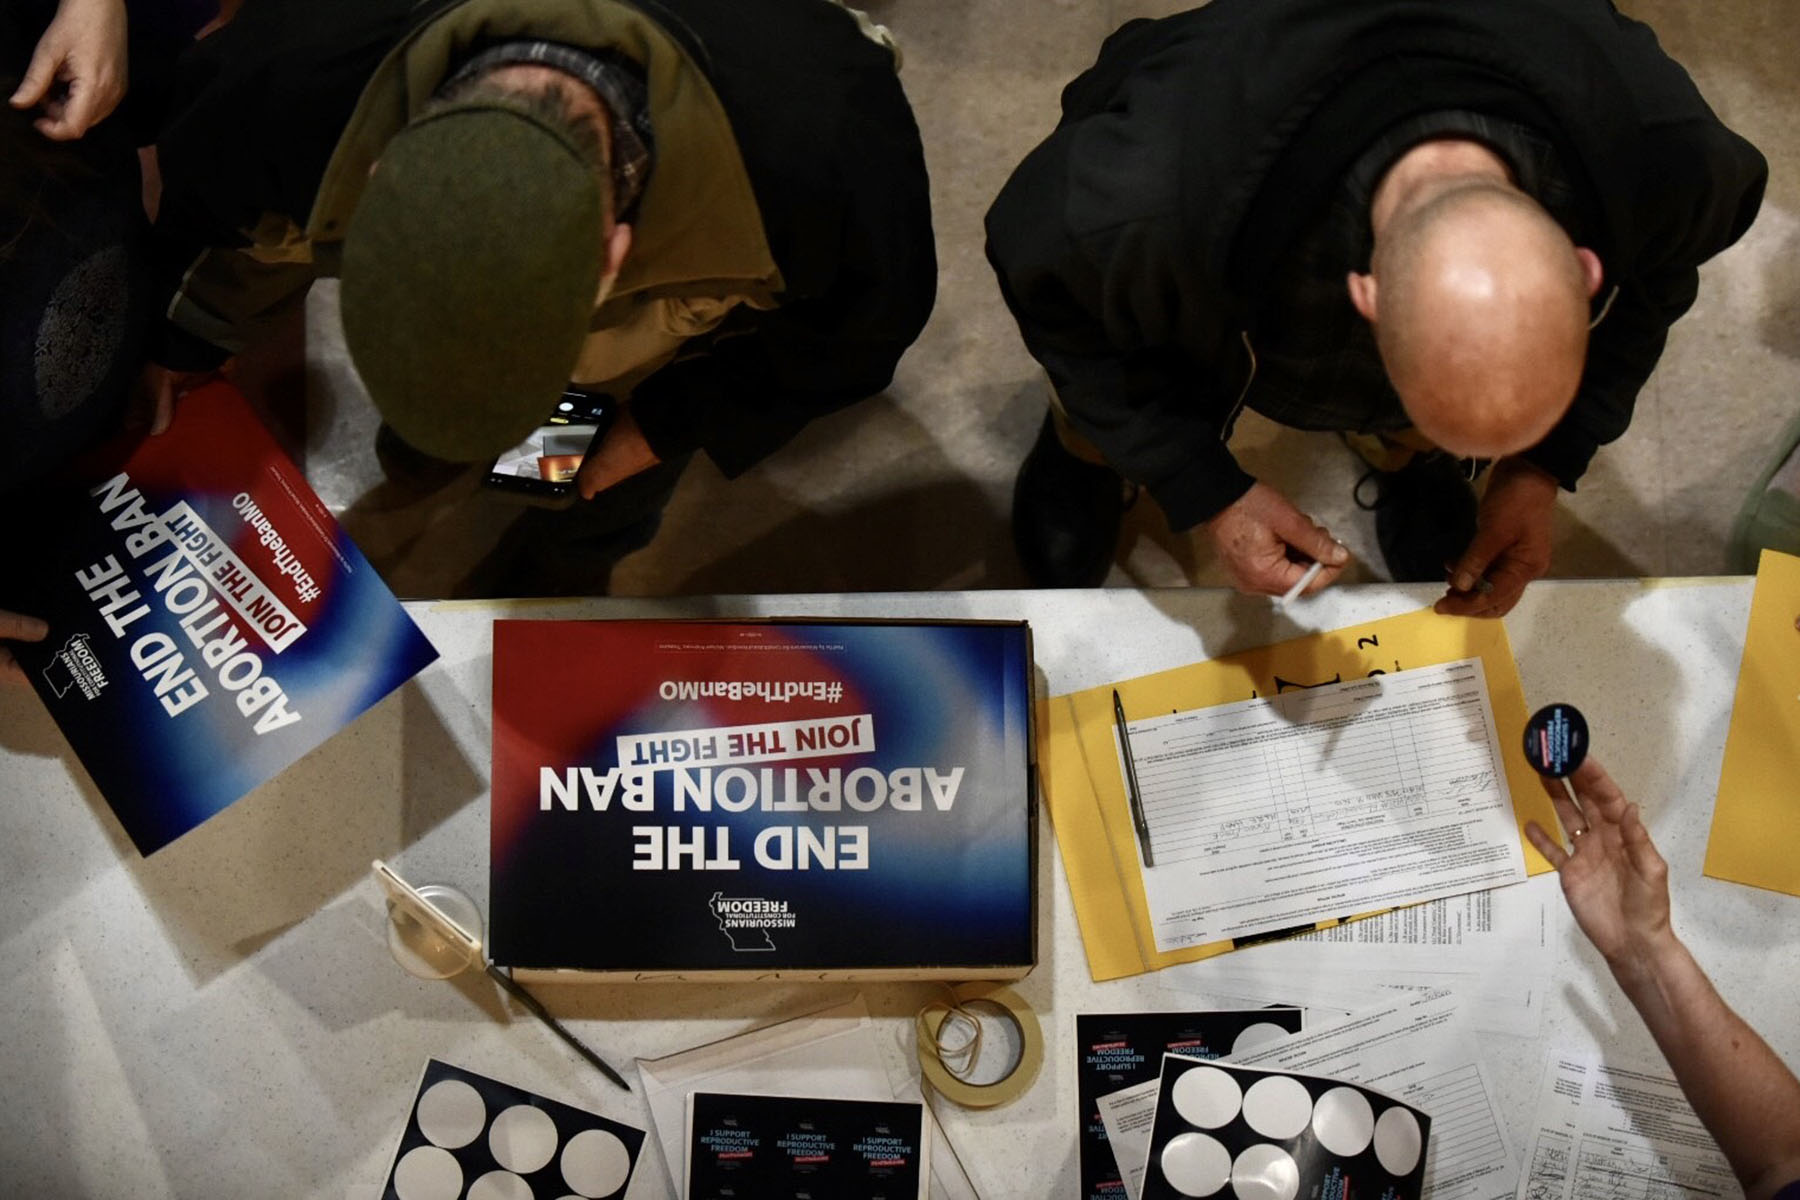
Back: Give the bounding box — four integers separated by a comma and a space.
483, 390, 616, 507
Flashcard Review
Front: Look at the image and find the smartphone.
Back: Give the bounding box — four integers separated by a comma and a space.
483, 390, 616, 507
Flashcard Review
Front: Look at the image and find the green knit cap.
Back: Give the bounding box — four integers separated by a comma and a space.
340, 102, 603, 462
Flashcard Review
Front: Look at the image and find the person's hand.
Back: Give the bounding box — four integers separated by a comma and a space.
8, 0, 129, 141
135, 363, 223, 435
1435, 456, 1558, 619
1, 610, 50, 687
576, 407, 660, 500
1203, 482, 1350, 597
1525, 758, 1677, 986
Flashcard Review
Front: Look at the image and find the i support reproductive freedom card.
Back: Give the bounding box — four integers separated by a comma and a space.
4, 381, 437, 853
685, 1091, 928, 1200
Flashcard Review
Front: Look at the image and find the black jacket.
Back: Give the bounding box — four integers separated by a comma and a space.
151, 0, 936, 478
985, 0, 1766, 530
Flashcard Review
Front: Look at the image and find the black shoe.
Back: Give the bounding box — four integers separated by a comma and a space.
1010, 413, 1128, 587
1354, 454, 1479, 583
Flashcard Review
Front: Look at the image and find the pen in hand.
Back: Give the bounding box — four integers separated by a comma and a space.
1278, 538, 1348, 606
1443, 562, 1495, 596
1112, 689, 1155, 868
1279, 560, 1326, 606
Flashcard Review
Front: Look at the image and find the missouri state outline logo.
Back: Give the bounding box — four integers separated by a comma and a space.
708, 891, 798, 952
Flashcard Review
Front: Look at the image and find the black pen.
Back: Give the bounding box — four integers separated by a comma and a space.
1112, 689, 1155, 868
484, 963, 631, 1091
373, 861, 630, 1092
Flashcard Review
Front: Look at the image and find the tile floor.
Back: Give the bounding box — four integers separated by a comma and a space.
287, 0, 1799, 600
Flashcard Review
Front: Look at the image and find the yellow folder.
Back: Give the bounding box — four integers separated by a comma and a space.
1703, 549, 1800, 896
1039, 607, 1559, 981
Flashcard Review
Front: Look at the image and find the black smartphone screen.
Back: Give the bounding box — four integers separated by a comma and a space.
483, 390, 616, 504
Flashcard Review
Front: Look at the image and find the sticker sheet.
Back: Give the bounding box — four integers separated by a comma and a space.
1142, 1056, 1430, 1200
1076, 1010, 1303, 1200
381, 1059, 644, 1200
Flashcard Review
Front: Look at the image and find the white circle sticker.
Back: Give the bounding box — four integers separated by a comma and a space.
1241, 1075, 1312, 1140
489, 1104, 559, 1174
467, 1170, 534, 1200
1312, 1086, 1376, 1157
1171, 1065, 1243, 1129
1374, 1106, 1424, 1176
392, 1144, 462, 1200
1231, 1143, 1301, 1200
1158, 1131, 1231, 1197
1230, 1023, 1292, 1055
416, 1078, 487, 1149
561, 1128, 634, 1197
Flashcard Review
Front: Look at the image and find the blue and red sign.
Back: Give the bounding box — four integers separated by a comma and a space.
490, 619, 1035, 975
7, 382, 437, 853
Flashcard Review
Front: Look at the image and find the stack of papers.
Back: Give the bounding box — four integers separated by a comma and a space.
1125, 658, 1529, 953
1097, 992, 1517, 1200
1157, 876, 1561, 1038
1516, 1049, 1737, 1198
1037, 608, 1557, 981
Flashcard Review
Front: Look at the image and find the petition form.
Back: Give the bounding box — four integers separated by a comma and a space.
1160, 876, 1560, 1037
1124, 658, 1526, 950
1516, 1051, 1734, 1200
1268, 878, 1551, 949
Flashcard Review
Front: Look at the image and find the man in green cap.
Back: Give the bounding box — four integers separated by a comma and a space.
141, 0, 935, 594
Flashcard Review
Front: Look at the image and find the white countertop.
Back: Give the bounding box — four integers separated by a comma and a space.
3, 579, 1795, 1198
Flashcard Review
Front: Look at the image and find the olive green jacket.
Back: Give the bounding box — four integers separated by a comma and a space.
153, 0, 935, 473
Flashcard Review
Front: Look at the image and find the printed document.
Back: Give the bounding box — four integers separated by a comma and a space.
1125, 658, 1526, 950
1224, 990, 1517, 1200
1253, 874, 1552, 950
1094, 992, 1515, 1200
1516, 1050, 1734, 1200
1097, 1080, 1160, 1200
1159, 877, 1559, 1037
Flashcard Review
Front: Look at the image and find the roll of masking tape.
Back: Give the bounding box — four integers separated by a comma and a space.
915, 982, 1044, 1108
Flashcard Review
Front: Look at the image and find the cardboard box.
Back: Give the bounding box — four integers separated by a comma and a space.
490, 619, 1037, 981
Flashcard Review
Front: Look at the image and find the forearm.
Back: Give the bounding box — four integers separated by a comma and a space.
1029, 347, 1253, 530
1613, 933, 1800, 1198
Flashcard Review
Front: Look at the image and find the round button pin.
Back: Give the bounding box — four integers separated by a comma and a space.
1523, 703, 1588, 778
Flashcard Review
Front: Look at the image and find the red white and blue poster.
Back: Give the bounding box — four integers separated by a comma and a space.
4, 382, 437, 853
490, 619, 1036, 977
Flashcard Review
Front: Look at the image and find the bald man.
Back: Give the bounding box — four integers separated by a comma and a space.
989, 0, 1765, 614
